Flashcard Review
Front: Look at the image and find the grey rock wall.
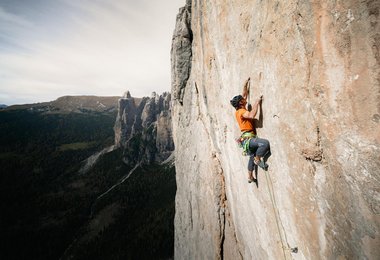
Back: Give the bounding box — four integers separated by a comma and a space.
114, 91, 174, 164
171, 0, 192, 105
171, 1, 380, 259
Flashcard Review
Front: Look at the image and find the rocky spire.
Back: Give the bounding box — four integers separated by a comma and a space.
123, 91, 131, 98
171, 0, 192, 105
114, 92, 173, 165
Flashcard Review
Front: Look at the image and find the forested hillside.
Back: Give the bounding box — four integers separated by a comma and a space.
0, 103, 175, 259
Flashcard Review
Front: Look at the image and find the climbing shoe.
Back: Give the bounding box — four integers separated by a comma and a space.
248, 178, 257, 183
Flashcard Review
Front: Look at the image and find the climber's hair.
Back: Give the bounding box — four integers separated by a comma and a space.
230, 95, 243, 110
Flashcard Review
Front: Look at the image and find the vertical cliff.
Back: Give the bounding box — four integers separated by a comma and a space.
171, 0, 380, 259
114, 91, 174, 164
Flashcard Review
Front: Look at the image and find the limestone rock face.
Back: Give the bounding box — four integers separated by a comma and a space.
171, 0, 192, 105
171, 1, 380, 259
114, 92, 173, 164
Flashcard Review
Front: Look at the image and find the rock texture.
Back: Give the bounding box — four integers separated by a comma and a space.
171, 0, 193, 105
171, 1, 380, 259
114, 91, 174, 164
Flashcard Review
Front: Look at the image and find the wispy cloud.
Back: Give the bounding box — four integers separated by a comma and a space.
0, 6, 34, 28
0, 0, 184, 105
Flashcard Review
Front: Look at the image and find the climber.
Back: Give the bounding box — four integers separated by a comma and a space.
230, 78, 271, 183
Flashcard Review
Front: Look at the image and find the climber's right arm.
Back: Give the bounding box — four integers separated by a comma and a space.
242, 78, 250, 99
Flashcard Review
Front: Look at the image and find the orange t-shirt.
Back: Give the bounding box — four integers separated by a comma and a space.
235, 108, 254, 132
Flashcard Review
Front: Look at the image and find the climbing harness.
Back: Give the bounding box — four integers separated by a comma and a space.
235, 131, 256, 156
264, 167, 298, 259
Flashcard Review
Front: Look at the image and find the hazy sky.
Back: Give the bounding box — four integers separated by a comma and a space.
0, 0, 185, 105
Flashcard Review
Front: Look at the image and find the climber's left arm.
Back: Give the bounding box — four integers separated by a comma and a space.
243, 96, 262, 119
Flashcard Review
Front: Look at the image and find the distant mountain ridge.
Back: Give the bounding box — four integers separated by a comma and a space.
3, 95, 121, 113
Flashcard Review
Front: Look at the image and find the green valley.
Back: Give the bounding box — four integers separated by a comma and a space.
0, 99, 175, 260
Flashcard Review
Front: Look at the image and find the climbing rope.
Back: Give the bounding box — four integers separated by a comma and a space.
264, 169, 298, 259
245, 76, 297, 257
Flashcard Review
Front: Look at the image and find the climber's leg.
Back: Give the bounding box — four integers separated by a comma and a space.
249, 138, 270, 170
247, 156, 256, 182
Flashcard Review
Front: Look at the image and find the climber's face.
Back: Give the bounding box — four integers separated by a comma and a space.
239, 98, 247, 107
